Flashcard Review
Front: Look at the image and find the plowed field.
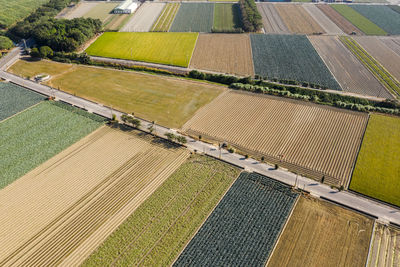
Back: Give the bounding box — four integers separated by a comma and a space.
257, 3, 290, 34
275, 4, 324, 34
0, 126, 189, 266
182, 91, 368, 186
189, 34, 254, 76
303, 4, 343, 35
379, 37, 400, 56
267, 197, 373, 267
317, 4, 363, 35
120, 2, 165, 32
368, 223, 400, 267
308, 35, 392, 99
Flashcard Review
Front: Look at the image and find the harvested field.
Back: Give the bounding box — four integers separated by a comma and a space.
350, 114, 400, 207
350, 5, 400, 35
267, 197, 374, 267
302, 4, 343, 35
182, 91, 369, 186
151, 3, 180, 32
189, 34, 254, 76
120, 2, 165, 32
275, 4, 325, 34
256, 3, 290, 34
170, 3, 214, 33
0, 82, 44, 122
368, 223, 400, 267
0, 126, 189, 266
0, 101, 104, 190
317, 4, 363, 35
379, 36, 400, 56
9, 60, 225, 129
175, 172, 298, 266
354, 36, 400, 83
83, 154, 240, 266
86, 32, 198, 67
250, 34, 341, 90
213, 3, 243, 32
308, 35, 392, 99
331, 5, 387, 35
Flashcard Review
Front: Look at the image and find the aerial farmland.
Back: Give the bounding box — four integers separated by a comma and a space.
1, 0, 400, 265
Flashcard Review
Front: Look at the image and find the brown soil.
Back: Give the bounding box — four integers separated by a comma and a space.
317, 4, 364, 35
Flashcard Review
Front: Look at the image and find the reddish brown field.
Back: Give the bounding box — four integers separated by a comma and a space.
189, 34, 254, 77
275, 4, 325, 34
317, 4, 364, 35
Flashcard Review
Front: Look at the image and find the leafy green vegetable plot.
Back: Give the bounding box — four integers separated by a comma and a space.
0, 101, 104, 189
213, 3, 243, 32
0, 0, 49, 28
170, 3, 214, 33
350, 114, 400, 207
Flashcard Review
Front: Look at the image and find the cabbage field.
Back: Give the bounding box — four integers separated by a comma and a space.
0, 82, 45, 122
174, 172, 299, 266
0, 101, 104, 189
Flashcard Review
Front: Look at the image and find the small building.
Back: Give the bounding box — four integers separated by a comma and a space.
113, 0, 138, 14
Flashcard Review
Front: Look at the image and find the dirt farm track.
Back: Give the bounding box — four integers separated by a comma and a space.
182, 91, 368, 186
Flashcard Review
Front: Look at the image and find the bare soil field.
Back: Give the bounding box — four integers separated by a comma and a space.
120, 2, 165, 32
256, 3, 290, 34
0, 126, 188, 266
354, 36, 400, 83
379, 36, 400, 56
60, 2, 98, 19
189, 34, 254, 76
267, 197, 373, 267
303, 4, 343, 35
317, 4, 364, 35
309, 35, 392, 99
275, 4, 325, 34
367, 223, 400, 267
182, 91, 368, 186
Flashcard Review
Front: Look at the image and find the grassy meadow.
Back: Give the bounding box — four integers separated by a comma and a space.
213, 3, 243, 32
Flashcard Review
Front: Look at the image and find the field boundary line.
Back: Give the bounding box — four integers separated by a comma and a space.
248, 33, 256, 76
365, 220, 377, 267
187, 33, 200, 68
169, 168, 242, 266
320, 196, 378, 220
0, 100, 44, 124
265, 194, 300, 267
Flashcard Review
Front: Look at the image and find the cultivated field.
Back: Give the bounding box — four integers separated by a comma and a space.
0, 126, 189, 266
256, 3, 290, 34
302, 4, 343, 35
170, 3, 214, 33
350, 5, 400, 35
355, 36, 400, 83
267, 197, 374, 267
83, 154, 241, 266
213, 3, 242, 32
368, 223, 400, 267
275, 4, 325, 34
379, 36, 400, 56
350, 114, 400, 207
86, 32, 198, 67
308, 36, 392, 99
175, 172, 298, 266
317, 4, 363, 35
250, 34, 341, 90
331, 5, 387, 35
183, 91, 369, 186
390, 5, 400, 14
59, 2, 100, 20
189, 34, 254, 76
0, 101, 104, 190
151, 3, 180, 32
83, 2, 119, 21
0, 82, 44, 122
0, 0, 48, 28
120, 2, 165, 32
9, 60, 225, 129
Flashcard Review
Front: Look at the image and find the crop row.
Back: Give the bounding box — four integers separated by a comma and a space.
151, 3, 180, 32
175, 172, 298, 266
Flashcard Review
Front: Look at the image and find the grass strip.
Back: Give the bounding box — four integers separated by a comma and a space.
340, 36, 400, 98
151, 3, 180, 32
82, 154, 241, 266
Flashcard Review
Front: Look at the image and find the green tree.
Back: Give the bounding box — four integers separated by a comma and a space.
0, 36, 13, 50
30, 47, 40, 58
39, 46, 53, 58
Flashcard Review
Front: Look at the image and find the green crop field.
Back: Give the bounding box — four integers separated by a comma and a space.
151, 3, 180, 32
331, 5, 387, 35
0, 82, 45, 122
0, 0, 49, 28
250, 34, 341, 90
82, 154, 241, 266
350, 114, 400, 207
213, 3, 243, 32
86, 32, 198, 67
0, 101, 104, 189
9, 60, 225, 129
170, 3, 214, 33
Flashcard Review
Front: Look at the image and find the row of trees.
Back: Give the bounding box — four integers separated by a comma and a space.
8, 0, 102, 52
239, 0, 262, 32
